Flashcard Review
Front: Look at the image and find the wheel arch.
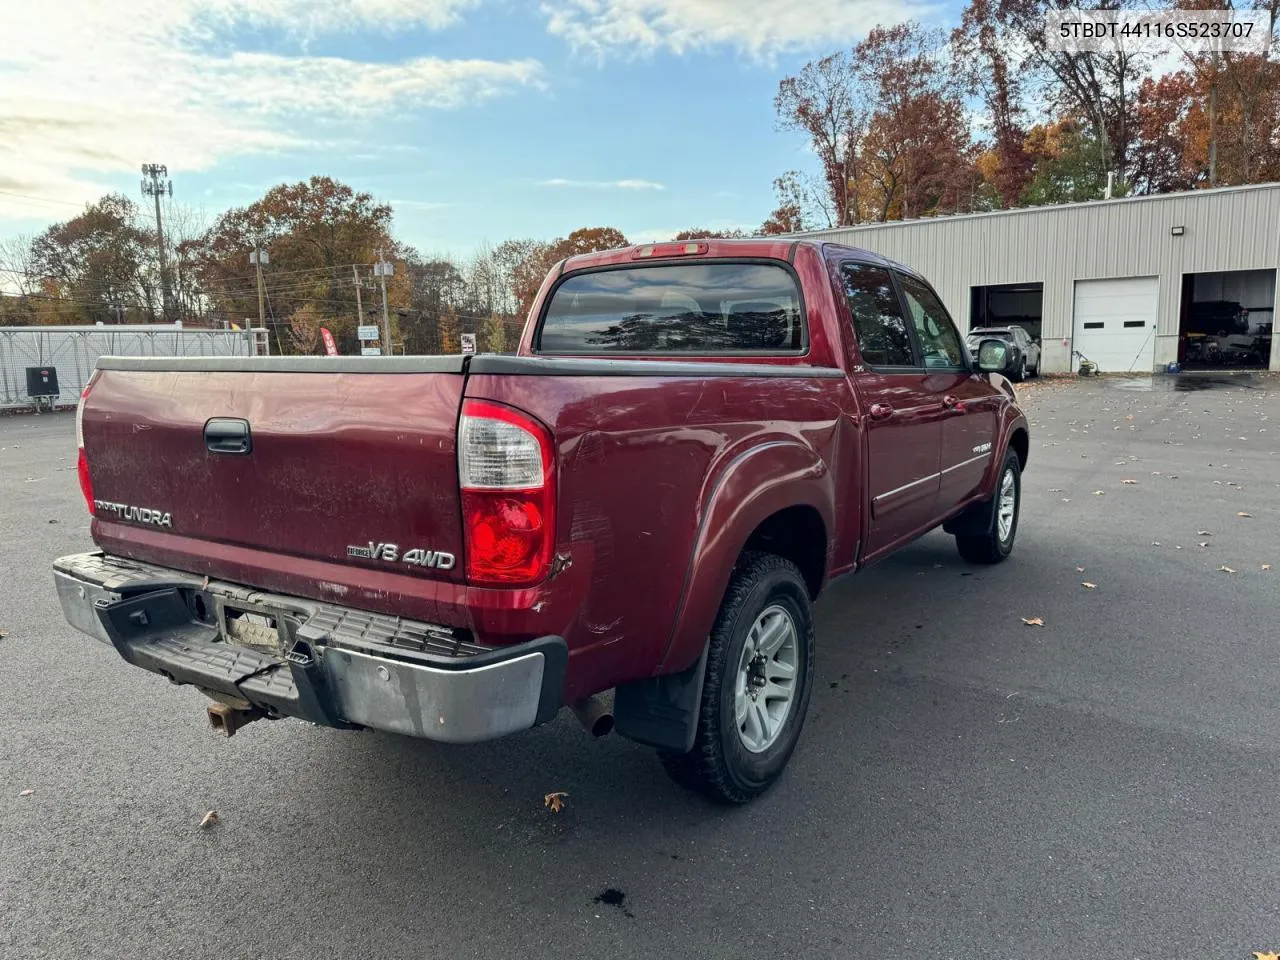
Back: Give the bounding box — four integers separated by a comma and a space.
657, 440, 834, 676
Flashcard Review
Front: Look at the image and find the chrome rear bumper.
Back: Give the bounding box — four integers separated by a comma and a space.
52, 552, 566, 744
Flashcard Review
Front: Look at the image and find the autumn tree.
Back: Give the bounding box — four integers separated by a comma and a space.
775, 52, 866, 226
29, 194, 159, 324
855, 24, 979, 220
192, 176, 406, 352
507, 227, 629, 320
1130, 73, 1203, 193
758, 204, 806, 235
776, 24, 977, 224
952, 0, 1034, 206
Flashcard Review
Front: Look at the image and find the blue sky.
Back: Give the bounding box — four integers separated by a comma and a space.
0, 0, 952, 258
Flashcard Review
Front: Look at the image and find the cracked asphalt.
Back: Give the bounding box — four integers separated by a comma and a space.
2, 372, 1278, 960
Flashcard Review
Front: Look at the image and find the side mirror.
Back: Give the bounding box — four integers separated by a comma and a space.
975, 337, 1011, 374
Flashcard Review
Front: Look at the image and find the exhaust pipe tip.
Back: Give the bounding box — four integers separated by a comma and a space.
570, 695, 614, 738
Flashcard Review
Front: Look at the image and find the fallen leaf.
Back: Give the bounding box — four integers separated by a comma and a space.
544, 791, 568, 813
1197, 530, 1212, 536
1048, 488, 1063, 492
1238, 512, 1253, 518
1125, 414, 1134, 421
1263, 564, 1272, 571
1081, 582, 1097, 589
0, 630, 7, 639
1021, 617, 1045, 626
1151, 541, 1161, 546
1122, 479, 1137, 485
19, 789, 34, 797
1253, 951, 1280, 960
1219, 565, 1236, 574
1061, 498, 1072, 503
1198, 542, 1210, 548
1076, 566, 1085, 572
1093, 490, 1105, 496
199, 810, 220, 829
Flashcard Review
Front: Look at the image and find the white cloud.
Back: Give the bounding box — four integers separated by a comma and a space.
0, 0, 541, 221
540, 178, 666, 189
541, 0, 936, 58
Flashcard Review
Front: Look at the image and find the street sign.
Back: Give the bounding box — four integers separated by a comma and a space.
361, 346, 382, 356
357, 325, 380, 341
460, 333, 476, 356
320, 328, 338, 356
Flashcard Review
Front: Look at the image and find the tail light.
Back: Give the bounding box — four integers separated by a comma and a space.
76, 376, 97, 516
458, 399, 555, 586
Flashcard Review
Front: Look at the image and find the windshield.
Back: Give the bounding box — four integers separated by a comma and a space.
537, 262, 804, 354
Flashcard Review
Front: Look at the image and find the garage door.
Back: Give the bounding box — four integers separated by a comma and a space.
1073, 277, 1158, 372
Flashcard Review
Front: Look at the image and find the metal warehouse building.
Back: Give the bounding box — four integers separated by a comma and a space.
809, 183, 1280, 374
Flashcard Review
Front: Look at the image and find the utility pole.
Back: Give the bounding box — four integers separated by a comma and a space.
249, 245, 268, 332
352, 264, 363, 327
374, 250, 393, 354
140, 164, 173, 322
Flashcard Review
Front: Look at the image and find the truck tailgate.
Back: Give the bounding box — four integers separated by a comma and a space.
82, 357, 468, 590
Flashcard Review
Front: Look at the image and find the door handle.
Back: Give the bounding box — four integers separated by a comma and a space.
204, 418, 252, 454
942, 395, 965, 413
868, 403, 894, 421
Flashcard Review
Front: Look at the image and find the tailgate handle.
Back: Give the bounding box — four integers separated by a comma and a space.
204, 418, 252, 454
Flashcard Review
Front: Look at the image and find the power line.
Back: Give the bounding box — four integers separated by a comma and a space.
0, 190, 88, 209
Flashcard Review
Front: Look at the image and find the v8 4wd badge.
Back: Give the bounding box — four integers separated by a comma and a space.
347, 542, 456, 570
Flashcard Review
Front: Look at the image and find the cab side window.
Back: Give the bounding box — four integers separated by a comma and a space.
839, 262, 915, 367
897, 273, 965, 369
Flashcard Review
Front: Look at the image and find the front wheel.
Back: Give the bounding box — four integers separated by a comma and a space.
955, 449, 1021, 564
659, 552, 815, 804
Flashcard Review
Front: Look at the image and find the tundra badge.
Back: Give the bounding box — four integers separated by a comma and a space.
93, 501, 173, 527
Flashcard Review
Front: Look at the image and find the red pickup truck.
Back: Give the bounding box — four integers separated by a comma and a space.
55, 239, 1028, 803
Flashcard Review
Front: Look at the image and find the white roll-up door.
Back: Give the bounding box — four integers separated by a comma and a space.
1072, 277, 1158, 372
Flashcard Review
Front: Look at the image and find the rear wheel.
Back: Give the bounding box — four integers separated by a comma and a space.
659, 552, 814, 804
955, 449, 1021, 564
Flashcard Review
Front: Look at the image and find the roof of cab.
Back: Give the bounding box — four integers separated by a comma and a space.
558, 237, 915, 276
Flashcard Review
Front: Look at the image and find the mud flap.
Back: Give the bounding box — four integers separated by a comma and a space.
943, 495, 995, 537
613, 643, 708, 752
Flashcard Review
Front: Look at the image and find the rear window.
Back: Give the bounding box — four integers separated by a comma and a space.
537, 262, 804, 354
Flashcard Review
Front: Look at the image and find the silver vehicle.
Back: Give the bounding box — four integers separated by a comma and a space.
966, 326, 1040, 381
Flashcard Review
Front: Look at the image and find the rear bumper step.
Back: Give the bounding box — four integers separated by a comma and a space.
52, 552, 567, 743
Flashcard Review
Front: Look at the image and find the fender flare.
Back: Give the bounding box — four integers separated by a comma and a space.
656, 439, 835, 676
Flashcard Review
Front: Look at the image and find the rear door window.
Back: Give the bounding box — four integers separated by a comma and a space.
537, 262, 804, 354
838, 262, 916, 367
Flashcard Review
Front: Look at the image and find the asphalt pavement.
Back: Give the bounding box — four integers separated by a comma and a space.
2, 373, 1279, 960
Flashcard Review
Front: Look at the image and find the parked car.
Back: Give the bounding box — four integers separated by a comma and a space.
54, 239, 1029, 804
966, 326, 1040, 380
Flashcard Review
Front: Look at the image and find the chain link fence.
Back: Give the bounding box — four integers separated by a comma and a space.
0, 325, 269, 409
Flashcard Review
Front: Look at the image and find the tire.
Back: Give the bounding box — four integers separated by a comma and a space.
659, 551, 815, 804
1013, 356, 1027, 382
955, 449, 1021, 564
